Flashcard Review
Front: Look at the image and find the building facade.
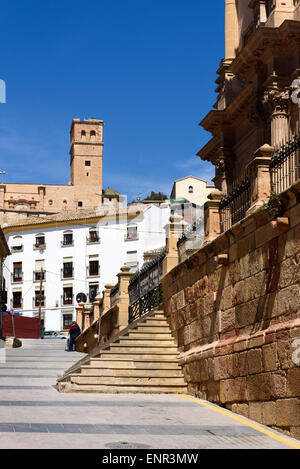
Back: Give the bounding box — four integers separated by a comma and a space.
198, 0, 300, 196
0, 118, 104, 225
170, 176, 215, 207
3, 204, 170, 332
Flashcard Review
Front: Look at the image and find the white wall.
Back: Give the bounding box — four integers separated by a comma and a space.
4, 205, 170, 331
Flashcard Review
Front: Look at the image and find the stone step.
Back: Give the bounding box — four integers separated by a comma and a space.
61, 384, 187, 394
99, 352, 179, 360
117, 338, 175, 346
107, 344, 178, 353
125, 332, 173, 339
141, 319, 169, 326
85, 360, 181, 369
89, 356, 180, 364
134, 326, 171, 333
70, 375, 186, 386
80, 368, 184, 377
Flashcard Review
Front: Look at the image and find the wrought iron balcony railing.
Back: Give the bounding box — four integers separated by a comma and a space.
270, 135, 300, 194
219, 178, 251, 233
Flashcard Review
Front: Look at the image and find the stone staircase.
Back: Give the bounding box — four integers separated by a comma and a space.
56, 309, 187, 393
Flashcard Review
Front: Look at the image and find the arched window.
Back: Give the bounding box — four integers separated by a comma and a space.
189, 186, 194, 194
62, 230, 73, 247
35, 233, 46, 249
81, 130, 86, 141
90, 130, 96, 142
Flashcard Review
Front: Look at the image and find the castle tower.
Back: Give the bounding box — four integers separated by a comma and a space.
70, 118, 104, 190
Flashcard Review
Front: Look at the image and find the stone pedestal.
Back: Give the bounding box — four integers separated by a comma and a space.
203, 190, 223, 244
246, 144, 273, 215
103, 284, 114, 314
162, 214, 184, 276
117, 265, 133, 329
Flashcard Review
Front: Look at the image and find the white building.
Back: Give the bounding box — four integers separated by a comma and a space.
170, 176, 215, 207
3, 204, 170, 332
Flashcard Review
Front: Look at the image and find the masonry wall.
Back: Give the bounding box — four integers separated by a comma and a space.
161, 181, 300, 439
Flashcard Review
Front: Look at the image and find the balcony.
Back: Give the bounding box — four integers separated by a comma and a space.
86, 234, 100, 245
33, 243, 46, 251
33, 270, 46, 282
61, 294, 74, 306
11, 299, 23, 310
124, 233, 139, 242
86, 266, 100, 278
11, 273, 23, 284
61, 240, 74, 248
11, 245, 23, 253
33, 296, 45, 308
61, 267, 74, 280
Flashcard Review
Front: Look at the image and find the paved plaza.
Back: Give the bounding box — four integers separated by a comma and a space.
0, 339, 299, 450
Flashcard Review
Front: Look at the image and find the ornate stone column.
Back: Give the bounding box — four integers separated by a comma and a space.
213, 147, 234, 195
264, 89, 290, 147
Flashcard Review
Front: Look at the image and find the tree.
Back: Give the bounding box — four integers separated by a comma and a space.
143, 191, 168, 201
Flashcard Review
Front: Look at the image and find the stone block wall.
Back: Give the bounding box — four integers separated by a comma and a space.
161, 182, 300, 439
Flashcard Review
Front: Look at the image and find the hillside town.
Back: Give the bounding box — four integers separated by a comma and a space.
1, 0, 300, 454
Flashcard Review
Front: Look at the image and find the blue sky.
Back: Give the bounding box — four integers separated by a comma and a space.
0, 0, 224, 202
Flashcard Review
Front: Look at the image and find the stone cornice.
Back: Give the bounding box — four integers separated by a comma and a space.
200, 83, 253, 136
197, 136, 220, 163
230, 20, 300, 79
3, 211, 142, 234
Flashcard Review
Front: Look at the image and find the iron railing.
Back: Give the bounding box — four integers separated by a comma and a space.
128, 250, 165, 323
270, 135, 300, 194
110, 283, 119, 307
219, 178, 251, 233
177, 214, 204, 261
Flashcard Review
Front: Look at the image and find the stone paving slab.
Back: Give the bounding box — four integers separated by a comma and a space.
0, 339, 299, 450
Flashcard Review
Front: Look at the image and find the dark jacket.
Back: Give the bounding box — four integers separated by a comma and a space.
69, 324, 81, 338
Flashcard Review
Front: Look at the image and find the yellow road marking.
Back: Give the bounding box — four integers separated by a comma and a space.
178, 394, 300, 450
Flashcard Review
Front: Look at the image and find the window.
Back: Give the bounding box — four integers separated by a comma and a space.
62, 231, 73, 246
78, 201, 83, 207
11, 236, 23, 252
89, 260, 99, 276
13, 262, 22, 283
88, 228, 99, 243
125, 224, 138, 241
189, 186, 194, 194
62, 261, 73, 279
63, 286, 73, 305
81, 130, 86, 140
12, 291, 22, 309
63, 314, 73, 330
34, 290, 45, 307
35, 234, 45, 248
34, 260, 45, 281
89, 283, 99, 302
85, 161, 91, 166
90, 130, 96, 141
126, 251, 139, 272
